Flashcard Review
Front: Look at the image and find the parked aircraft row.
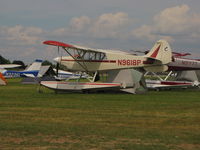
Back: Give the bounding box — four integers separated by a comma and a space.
0, 59, 43, 78
1, 39, 200, 93
41, 39, 171, 93
0, 59, 84, 85
40, 39, 200, 93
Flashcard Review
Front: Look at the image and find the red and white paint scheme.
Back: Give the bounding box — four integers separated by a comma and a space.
41, 81, 121, 92
146, 79, 199, 90
144, 51, 200, 83
168, 57, 200, 71
42, 39, 173, 93
43, 39, 172, 72
0, 73, 7, 85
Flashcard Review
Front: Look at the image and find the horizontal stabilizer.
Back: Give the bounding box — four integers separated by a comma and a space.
144, 65, 168, 72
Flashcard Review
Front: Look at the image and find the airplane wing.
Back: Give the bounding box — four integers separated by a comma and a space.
43, 40, 105, 53
0, 64, 21, 69
43, 41, 107, 72
172, 52, 191, 57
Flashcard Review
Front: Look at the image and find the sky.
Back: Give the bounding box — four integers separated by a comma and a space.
0, 0, 200, 64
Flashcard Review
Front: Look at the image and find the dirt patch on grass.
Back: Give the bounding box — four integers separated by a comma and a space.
44, 135, 81, 144
178, 144, 200, 150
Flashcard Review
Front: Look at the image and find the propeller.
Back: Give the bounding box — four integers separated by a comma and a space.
94, 72, 100, 82
55, 46, 62, 77
56, 46, 59, 76
56, 62, 59, 76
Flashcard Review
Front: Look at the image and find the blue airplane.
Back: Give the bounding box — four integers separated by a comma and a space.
1, 59, 43, 78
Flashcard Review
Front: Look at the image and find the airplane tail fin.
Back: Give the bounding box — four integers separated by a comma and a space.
25, 59, 43, 71
0, 73, 7, 85
145, 39, 172, 65
144, 39, 172, 72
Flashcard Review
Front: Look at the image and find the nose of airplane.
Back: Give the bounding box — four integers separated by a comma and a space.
54, 57, 61, 62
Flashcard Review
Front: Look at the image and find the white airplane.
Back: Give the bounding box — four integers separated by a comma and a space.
146, 79, 199, 91
41, 39, 172, 93
46, 39, 172, 72
144, 52, 200, 90
53, 69, 89, 80
1, 59, 43, 78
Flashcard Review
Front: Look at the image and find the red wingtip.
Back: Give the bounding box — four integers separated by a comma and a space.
43, 40, 74, 48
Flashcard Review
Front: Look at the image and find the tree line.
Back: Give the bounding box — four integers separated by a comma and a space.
0, 55, 54, 69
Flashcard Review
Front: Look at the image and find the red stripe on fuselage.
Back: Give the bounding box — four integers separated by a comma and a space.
160, 81, 192, 85
168, 66, 200, 71
42, 81, 121, 86
61, 59, 116, 63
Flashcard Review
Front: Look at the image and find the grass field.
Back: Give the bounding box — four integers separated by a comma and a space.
0, 79, 200, 150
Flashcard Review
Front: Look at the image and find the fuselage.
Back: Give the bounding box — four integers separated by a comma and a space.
46, 39, 172, 72
2, 70, 39, 78
56, 52, 153, 72
168, 57, 200, 71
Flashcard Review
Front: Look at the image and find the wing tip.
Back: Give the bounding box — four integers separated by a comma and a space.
43, 40, 74, 48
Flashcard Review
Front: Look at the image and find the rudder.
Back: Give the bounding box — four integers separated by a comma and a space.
145, 39, 172, 65
25, 59, 43, 71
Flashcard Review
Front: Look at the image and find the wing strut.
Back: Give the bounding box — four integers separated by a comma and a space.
62, 47, 89, 72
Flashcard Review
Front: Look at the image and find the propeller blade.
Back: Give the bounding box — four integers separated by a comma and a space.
56, 62, 59, 77
94, 72, 100, 82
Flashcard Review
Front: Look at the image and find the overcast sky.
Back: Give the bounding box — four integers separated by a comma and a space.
1, 0, 200, 63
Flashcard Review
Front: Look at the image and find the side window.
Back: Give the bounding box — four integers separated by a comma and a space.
83, 52, 106, 60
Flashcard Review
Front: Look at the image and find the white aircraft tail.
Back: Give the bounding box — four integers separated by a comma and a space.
145, 39, 172, 64
144, 40, 172, 72
25, 59, 43, 71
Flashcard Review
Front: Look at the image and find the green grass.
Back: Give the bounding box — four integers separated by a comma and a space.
0, 79, 200, 149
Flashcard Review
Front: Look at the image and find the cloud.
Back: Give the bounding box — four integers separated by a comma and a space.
90, 12, 132, 38
69, 16, 91, 32
0, 25, 44, 45
153, 4, 200, 34
52, 16, 91, 37
0, 25, 46, 63
132, 25, 156, 41
132, 4, 200, 42
52, 12, 133, 39
1, 7, 200, 63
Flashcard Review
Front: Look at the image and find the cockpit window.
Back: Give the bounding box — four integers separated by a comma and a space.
73, 50, 106, 60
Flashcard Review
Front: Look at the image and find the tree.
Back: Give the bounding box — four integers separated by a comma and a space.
12, 60, 26, 69
0, 55, 11, 64
42, 60, 54, 66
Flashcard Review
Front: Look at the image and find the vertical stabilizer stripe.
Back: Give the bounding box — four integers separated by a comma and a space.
150, 44, 161, 58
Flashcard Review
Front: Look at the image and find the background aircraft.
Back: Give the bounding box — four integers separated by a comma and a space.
53, 69, 89, 80
144, 52, 200, 90
0, 59, 43, 78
